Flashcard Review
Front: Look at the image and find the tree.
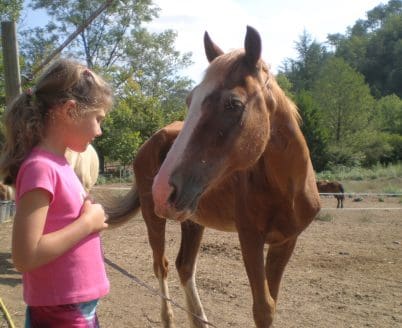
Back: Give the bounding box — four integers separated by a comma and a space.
295, 90, 329, 171
373, 94, 402, 163
94, 79, 185, 168
312, 57, 375, 166
375, 94, 402, 134
95, 104, 142, 169
0, 0, 23, 21
20, 0, 193, 97
328, 27, 368, 73
329, 0, 402, 98
280, 30, 329, 93
363, 13, 402, 98
18, 0, 193, 169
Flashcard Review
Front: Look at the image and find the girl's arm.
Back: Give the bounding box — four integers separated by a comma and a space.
12, 188, 108, 272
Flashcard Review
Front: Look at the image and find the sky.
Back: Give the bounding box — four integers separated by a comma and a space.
21, 0, 388, 83
146, 0, 387, 82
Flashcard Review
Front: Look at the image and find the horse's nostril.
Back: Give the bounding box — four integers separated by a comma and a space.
168, 183, 177, 205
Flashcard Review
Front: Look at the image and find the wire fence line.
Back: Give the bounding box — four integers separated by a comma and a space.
92, 186, 402, 211
320, 192, 402, 196
94, 186, 402, 197
321, 207, 402, 210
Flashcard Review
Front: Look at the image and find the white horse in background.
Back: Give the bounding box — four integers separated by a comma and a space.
0, 182, 14, 200
65, 144, 100, 193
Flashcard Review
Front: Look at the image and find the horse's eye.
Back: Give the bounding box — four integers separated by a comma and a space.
224, 97, 244, 111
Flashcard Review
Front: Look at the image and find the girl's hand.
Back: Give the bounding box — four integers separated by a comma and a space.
81, 198, 109, 233
13, 190, 109, 272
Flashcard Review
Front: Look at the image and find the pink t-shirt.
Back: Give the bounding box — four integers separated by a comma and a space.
16, 147, 109, 306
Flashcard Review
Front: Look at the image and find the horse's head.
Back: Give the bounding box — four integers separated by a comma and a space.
152, 26, 276, 221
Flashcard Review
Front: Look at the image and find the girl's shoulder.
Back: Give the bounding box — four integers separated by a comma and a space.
27, 147, 68, 165
16, 148, 73, 201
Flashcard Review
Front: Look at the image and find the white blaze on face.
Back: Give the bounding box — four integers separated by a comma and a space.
152, 79, 218, 214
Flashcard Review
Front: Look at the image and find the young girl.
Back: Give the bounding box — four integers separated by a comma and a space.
0, 58, 113, 327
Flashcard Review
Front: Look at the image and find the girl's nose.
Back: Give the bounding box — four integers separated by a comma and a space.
96, 126, 102, 137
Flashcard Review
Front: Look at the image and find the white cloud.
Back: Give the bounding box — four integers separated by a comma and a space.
147, 0, 387, 83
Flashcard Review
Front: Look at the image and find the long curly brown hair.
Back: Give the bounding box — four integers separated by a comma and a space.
0, 58, 113, 185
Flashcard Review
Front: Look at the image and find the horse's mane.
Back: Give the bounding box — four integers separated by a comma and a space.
204, 49, 301, 126
265, 71, 302, 126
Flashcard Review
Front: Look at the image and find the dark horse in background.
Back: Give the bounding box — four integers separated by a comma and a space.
316, 180, 345, 208
105, 26, 321, 328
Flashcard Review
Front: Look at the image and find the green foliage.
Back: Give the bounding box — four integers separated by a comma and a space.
124, 28, 194, 98
14, 0, 192, 169
375, 94, 402, 134
295, 90, 329, 171
312, 57, 376, 167
317, 162, 402, 181
93, 78, 185, 166
363, 13, 402, 98
21, 0, 193, 97
3, 0, 402, 174
0, 0, 23, 21
384, 133, 402, 162
275, 73, 294, 98
331, 0, 402, 98
360, 131, 394, 166
95, 105, 142, 167
280, 30, 330, 93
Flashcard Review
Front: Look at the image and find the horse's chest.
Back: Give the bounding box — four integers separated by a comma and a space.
192, 211, 237, 232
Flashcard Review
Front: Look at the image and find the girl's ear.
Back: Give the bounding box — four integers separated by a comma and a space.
62, 100, 77, 118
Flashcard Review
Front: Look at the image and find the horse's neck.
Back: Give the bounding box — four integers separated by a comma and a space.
261, 95, 311, 195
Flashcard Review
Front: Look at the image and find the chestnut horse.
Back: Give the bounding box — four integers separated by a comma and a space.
106, 26, 321, 328
316, 180, 345, 208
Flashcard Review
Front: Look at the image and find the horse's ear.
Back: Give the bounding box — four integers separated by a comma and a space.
204, 31, 224, 63
244, 26, 261, 69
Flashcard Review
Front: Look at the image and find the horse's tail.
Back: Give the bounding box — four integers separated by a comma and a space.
102, 184, 141, 228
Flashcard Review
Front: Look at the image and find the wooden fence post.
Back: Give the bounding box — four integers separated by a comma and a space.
1, 21, 22, 108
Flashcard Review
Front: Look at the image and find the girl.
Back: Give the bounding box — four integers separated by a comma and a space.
0, 58, 113, 327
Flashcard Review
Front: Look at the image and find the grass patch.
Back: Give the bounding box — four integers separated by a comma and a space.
317, 162, 402, 181
359, 216, 372, 224
315, 213, 333, 222
317, 163, 402, 195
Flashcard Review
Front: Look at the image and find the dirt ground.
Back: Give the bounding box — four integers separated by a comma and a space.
0, 188, 401, 328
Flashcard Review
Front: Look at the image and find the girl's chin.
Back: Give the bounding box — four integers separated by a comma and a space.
69, 144, 88, 153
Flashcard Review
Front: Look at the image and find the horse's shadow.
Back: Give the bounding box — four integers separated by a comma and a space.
0, 252, 21, 287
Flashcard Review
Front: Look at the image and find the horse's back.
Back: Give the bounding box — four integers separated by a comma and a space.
316, 180, 343, 192
65, 144, 99, 191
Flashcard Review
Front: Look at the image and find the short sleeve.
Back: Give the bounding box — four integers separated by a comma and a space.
16, 160, 55, 203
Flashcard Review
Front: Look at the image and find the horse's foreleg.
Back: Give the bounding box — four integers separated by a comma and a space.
265, 238, 297, 302
238, 228, 274, 328
175, 220, 207, 328
143, 211, 175, 328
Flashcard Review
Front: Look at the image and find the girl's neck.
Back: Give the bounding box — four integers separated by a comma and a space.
38, 138, 67, 157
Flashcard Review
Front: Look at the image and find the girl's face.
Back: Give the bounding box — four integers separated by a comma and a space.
66, 107, 106, 152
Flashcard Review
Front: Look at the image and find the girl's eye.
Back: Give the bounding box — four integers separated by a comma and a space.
97, 116, 105, 124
